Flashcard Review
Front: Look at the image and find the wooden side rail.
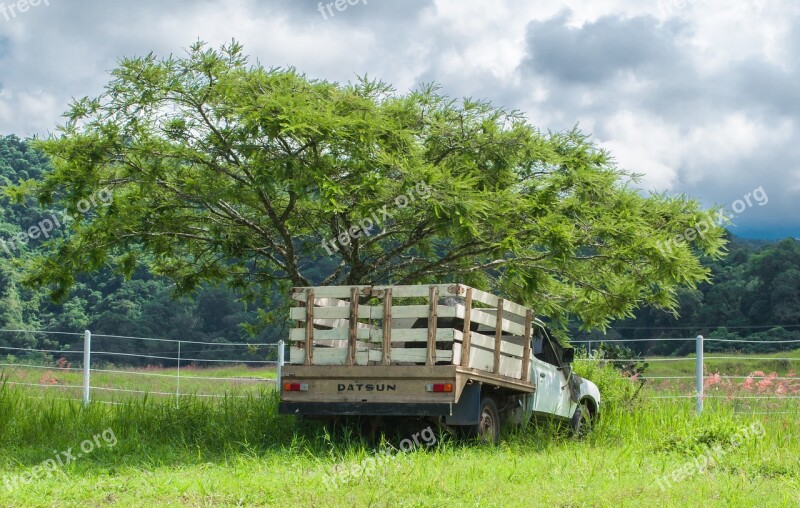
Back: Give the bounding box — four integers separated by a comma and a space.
288, 284, 536, 382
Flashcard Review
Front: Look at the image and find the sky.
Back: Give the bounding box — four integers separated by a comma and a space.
0, 0, 797, 239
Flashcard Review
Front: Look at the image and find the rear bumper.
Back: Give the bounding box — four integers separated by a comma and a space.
279, 401, 452, 417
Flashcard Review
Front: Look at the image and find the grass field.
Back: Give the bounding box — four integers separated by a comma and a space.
1, 356, 799, 507
0, 363, 277, 403
645, 349, 800, 378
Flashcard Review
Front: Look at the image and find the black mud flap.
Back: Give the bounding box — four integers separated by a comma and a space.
444, 383, 481, 425
569, 373, 583, 403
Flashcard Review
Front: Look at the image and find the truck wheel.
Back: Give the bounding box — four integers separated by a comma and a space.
570, 401, 592, 437
477, 396, 501, 445
454, 396, 502, 444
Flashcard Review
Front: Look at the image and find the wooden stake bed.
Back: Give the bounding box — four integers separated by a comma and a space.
282, 284, 538, 411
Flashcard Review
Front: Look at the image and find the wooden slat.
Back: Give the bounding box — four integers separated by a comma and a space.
290, 306, 374, 320
468, 289, 531, 319
305, 290, 314, 365
282, 364, 455, 378
291, 326, 466, 343
367, 328, 459, 343
462, 345, 522, 378
470, 308, 526, 336
498, 355, 522, 379
426, 286, 438, 366
461, 287, 473, 368
522, 309, 532, 382
466, 331, 525, 358
498, 300, 529, 319
392, 349, 452, 364
372, 284, 455, 298
464, 344, 491, 372
290, 305, 460, 321
382, 288, 392, 366
290, 327, 371, 341
292, 286, 371, 301
288, 347, 454, 366
493, 299, 503, 374
469, 287, 499, 308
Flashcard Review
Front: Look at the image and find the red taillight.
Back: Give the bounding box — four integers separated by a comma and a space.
426, 383, 453, 393
283, 382, 309, 392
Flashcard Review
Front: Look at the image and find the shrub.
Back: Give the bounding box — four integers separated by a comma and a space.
573, 352, 644, 412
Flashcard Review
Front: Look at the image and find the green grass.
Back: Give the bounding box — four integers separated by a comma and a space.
0, 361, 799, 507
645, 349, 800, 379
0, 364, 276, 403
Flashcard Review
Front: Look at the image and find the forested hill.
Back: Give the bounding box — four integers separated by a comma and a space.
2, 134, 799, 359
595, 234, 800, 355
0, 135, 278, 360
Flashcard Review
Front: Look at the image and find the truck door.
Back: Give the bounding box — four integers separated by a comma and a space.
555, 368, 576, 418
532, 361, 562, 416
530, 327, 573, 418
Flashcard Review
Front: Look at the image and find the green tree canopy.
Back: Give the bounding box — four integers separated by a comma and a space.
17, 41, 727, 329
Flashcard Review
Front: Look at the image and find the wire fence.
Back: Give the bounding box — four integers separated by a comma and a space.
2, 330, 799, 415
0, 329, 284, 405
572, 335, 800, 415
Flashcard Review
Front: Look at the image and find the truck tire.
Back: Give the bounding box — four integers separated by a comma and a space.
478, 396, 501, 444
456, 396, 501, 445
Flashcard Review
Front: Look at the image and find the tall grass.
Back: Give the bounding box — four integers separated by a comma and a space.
0, 377, 294, 469
1, 363, 799, 506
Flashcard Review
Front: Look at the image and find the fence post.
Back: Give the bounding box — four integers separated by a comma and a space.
696, 334, 704, 414
176, 341, 181, 407
82, 330, 91, 406
277, 340, 285, 388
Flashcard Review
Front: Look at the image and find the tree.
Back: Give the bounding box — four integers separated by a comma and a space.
18, 41, 726, 329
0, 273, 36, 348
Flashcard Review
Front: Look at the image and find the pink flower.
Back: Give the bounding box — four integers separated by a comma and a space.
756, 372, 778, 393
705, 372, 722, 389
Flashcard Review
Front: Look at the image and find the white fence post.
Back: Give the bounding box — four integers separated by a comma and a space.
696, 334, 704, 414
83, 330, 91, 406
277, 340, 284, 388
176, 340, 181, 407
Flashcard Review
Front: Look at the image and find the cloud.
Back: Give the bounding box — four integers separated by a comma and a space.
522, 11, 682, 84
0, 0, 796, 238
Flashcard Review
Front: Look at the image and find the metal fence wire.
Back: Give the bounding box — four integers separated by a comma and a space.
571, 335, 800, 414
1, 330, 799, 414
0, 329, 284, 405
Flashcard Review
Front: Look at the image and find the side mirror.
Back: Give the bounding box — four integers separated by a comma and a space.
562, 347, 575, 364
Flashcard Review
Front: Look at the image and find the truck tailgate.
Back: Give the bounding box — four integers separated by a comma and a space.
280, 365, 456, 415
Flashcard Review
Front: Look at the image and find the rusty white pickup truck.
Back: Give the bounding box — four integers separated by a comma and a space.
278, 284, 600, 443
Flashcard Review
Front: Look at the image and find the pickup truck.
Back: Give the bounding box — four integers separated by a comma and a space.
278, 284, 600, 443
